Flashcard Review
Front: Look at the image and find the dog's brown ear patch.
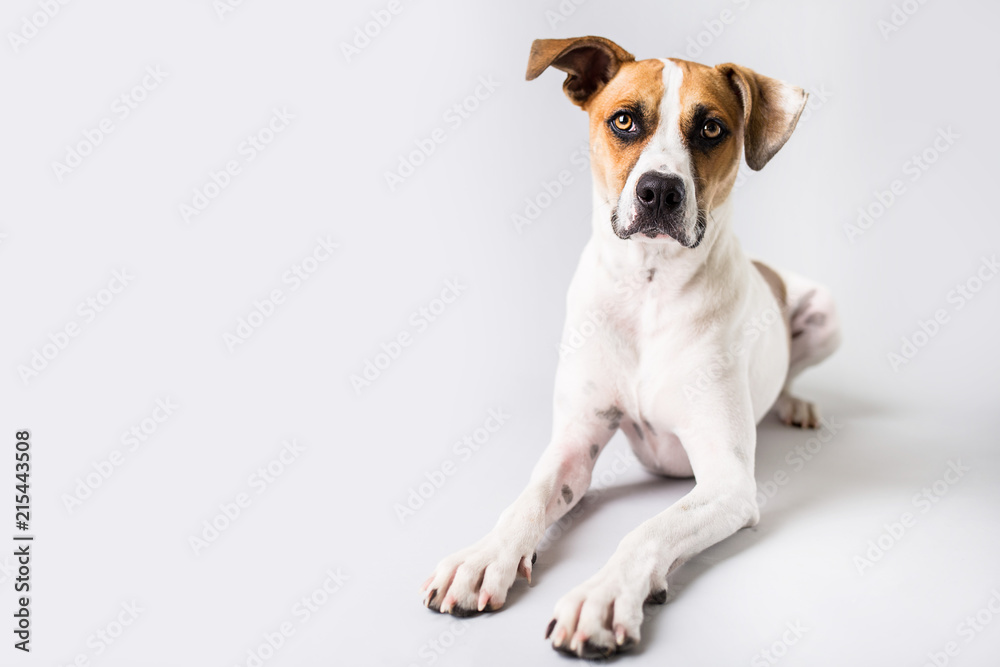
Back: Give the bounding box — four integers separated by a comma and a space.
526, 36, 634, 108
716, 64, 807, 171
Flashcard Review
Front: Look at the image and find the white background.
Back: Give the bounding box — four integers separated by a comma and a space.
2, 0, 999, 665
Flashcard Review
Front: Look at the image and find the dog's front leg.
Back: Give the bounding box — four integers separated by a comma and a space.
547, 394, 760, 658
421, 354, 621, 616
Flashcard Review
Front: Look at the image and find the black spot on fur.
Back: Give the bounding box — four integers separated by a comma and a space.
632, 422, 644, 440
561, 484, 574, 505
643, 419, 656, 435
646, 589, 667, 605
531, 551, 537, 565
805, 312, 827, 327
647, 268, 656, 281
596, 406, 623, 430
589, 443, 599, 459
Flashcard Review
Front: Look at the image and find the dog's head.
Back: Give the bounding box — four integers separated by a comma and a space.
526, 36, 807, 247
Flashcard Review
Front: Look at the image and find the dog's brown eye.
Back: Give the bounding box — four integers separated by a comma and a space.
613, 113, 634, 132
701, 120, 723, 139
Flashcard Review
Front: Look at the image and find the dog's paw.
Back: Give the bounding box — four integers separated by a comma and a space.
545, 567, 649, 659
775, 393, 820, 429
420, 537, 535, 617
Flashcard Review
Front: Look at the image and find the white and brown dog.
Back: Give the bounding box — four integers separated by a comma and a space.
420, 36, 840, 658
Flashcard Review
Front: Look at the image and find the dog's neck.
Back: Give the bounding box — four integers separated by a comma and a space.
589, 192, 745, 298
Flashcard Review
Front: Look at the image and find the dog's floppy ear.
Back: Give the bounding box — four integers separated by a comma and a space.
716, 64, 808, 171
526, 36, 634, 108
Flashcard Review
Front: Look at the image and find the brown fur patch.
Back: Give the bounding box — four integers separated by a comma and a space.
526, 37, 635, 108
716, 63, 807, 171
752, 260, 792, 347
752, 260, 787, 309
671, 59, 745, 217
585, 59, 664, 202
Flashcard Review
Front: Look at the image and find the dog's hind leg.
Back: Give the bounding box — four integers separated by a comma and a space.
772, 268, 841, 428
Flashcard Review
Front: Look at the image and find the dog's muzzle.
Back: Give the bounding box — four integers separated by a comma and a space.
614, 171, 703, 247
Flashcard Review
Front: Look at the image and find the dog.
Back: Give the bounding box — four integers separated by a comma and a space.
420, 36, 840, 659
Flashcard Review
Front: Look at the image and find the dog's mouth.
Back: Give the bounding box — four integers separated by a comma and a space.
611, 208, 706, 248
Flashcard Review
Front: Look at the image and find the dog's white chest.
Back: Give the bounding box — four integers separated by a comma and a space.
564, 238, 789, 478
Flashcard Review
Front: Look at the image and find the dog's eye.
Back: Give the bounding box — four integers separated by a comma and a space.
701, 120, 723, 140
612, 112, 634, 132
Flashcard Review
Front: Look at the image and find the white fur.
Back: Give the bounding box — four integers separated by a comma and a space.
422, 55, 839, 660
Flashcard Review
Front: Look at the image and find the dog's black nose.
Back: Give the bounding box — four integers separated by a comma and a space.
636, 172, 685, 214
